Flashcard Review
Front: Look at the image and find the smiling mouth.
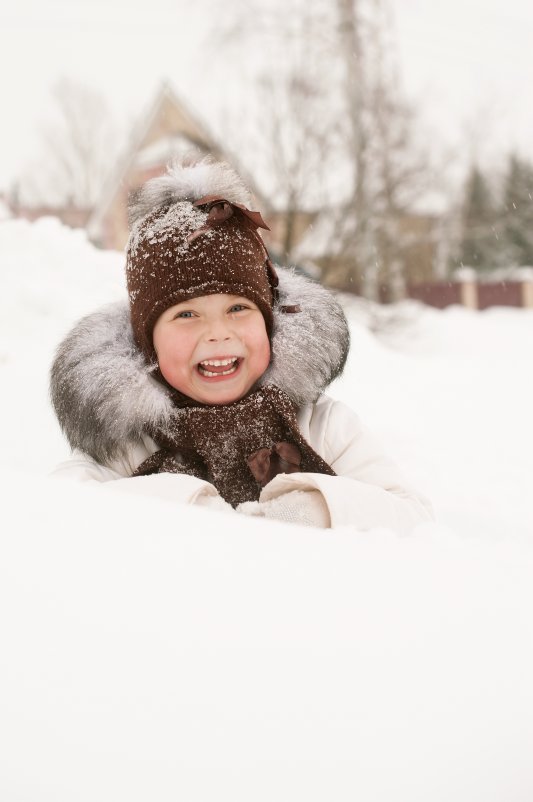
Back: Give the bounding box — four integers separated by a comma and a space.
197, 357, 242, 378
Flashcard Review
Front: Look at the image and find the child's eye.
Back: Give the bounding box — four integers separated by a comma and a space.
229, 304, 247, 313
174, 310, 195, 319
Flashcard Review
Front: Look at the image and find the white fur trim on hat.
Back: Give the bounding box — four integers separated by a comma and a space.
128, 156, 253, 228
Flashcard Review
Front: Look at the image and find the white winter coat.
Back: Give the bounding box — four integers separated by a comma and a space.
52, 394, 433, 532
50, 269, 433, 533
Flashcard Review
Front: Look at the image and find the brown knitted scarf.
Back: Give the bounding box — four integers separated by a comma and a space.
133, 384, 335, 507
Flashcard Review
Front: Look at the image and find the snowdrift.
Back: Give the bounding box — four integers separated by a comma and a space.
1, 218, 532, 801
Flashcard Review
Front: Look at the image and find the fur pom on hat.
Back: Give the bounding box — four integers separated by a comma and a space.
126, 157, 275, 360
128, 158, 253, 227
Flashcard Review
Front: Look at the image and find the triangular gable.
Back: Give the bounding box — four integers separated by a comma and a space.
87, 82, 222, 249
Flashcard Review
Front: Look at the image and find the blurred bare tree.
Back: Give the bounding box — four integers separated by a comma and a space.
256, 70, 338, 259
16, 79, 119, 210
213, 0, 431, 298
333, 0, 430, 298
213, 2, 342, 264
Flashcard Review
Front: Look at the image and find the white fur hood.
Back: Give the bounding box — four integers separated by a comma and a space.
50, 268, 350, 464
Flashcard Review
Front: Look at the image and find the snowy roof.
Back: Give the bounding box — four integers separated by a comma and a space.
87, 82, 218, 242
87, 82, 266, 245
134, 134, 200, 170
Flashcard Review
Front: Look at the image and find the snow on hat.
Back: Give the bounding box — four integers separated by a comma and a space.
125, 157, 278, 361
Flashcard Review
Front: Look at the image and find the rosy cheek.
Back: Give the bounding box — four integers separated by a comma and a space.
157, 355, 176, 386
262, 339, 271, 367
254, 337, 271, 375
155, 334, 192, 389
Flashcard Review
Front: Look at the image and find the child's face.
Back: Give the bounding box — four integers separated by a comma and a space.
153, 293, 271, 405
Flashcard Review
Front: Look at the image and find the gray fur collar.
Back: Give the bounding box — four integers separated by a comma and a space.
50, 268, 350, 464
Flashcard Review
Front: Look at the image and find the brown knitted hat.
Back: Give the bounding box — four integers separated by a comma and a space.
125, 159, 277, 361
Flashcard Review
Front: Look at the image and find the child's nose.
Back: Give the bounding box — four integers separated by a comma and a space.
205, 318, 232, 342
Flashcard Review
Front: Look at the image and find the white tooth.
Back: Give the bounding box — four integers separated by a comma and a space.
201, 358, 236, 367
199, 363, 238, 378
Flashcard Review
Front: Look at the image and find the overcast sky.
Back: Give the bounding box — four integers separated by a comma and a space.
1, 0, 532, 194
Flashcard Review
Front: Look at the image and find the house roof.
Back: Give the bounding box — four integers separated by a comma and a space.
87, 81, 266, 244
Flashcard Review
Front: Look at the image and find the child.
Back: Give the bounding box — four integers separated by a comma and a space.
50, 158, 433, 531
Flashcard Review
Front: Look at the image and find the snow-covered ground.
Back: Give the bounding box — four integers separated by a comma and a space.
1, 218, 532, 801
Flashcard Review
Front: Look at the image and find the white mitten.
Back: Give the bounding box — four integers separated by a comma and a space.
195, 492, 236, 514
238, 489, 331, 529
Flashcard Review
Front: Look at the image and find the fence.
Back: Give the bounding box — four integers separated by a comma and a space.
407, 270, 533, 311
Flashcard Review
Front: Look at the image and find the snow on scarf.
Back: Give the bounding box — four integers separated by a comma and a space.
134, 384, 335, 507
